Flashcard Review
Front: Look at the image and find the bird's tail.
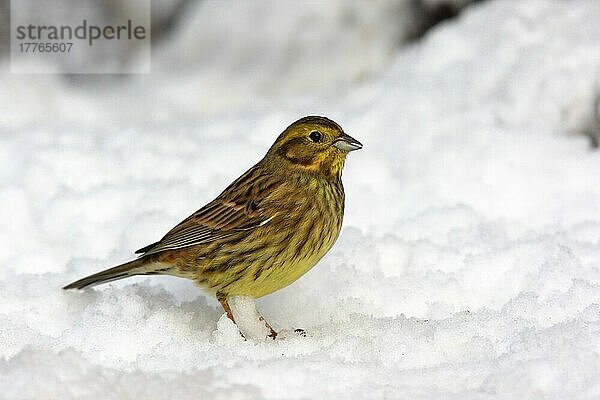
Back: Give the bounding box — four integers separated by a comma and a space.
63, 258, 156, 290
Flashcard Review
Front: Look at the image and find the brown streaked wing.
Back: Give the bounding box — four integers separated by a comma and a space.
135, 165, 279, 257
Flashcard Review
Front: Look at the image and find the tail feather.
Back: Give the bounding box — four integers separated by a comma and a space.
63, 258, 148, 290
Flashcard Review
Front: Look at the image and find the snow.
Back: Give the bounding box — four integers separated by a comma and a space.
2, 0, 600, 398
227, 295, 274, 340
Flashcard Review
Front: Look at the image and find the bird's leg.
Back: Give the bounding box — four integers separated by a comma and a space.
228, 295, 278, 340
218, 297, 235, 323
219, 297, 247, 339
259, 315, 278, 339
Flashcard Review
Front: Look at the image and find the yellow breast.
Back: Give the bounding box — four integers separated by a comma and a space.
203, 176, 344, 298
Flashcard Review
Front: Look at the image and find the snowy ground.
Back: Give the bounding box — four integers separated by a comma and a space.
2, 0, 600, 399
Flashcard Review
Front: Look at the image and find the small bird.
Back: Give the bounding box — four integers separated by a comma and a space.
64, 116, 362, 339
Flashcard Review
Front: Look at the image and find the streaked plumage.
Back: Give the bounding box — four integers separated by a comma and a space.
64, 116, 362, 338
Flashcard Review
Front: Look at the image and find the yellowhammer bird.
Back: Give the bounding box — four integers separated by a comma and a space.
64, 116, 362, 339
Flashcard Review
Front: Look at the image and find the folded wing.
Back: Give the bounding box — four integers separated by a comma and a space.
135, 165, 279, 257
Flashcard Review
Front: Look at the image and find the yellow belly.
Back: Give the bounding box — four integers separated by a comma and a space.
230, 231, 339, 298
202, 212, 341, 298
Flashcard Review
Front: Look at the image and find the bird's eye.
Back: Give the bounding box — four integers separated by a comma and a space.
309, 131, 322, 142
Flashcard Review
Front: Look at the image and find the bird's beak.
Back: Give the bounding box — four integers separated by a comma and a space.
333, 133, 363, 152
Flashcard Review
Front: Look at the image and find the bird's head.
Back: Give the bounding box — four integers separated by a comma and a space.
266, 116, 362, 179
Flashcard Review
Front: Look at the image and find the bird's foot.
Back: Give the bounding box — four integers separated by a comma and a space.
260, 315, 278, 339
226, 295, 278, 340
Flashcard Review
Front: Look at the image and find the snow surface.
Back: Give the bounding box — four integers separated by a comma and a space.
2, 0, 600, 398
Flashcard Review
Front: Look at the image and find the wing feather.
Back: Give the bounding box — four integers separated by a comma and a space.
135, 165, 279, 257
